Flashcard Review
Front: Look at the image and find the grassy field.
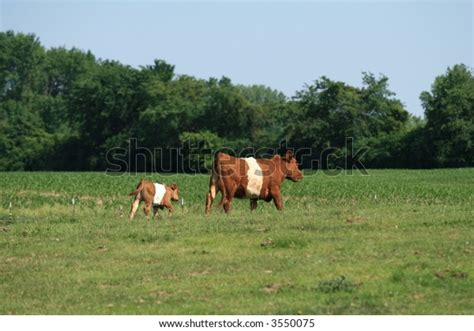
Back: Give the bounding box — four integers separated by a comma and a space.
0, 169, 472, 314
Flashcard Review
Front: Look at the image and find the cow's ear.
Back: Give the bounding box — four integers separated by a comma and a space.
170, 183, 178, 190
285, 150, 294, 161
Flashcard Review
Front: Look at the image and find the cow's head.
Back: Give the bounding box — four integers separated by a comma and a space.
282, 150, 303, 182
168, 183, 179, 201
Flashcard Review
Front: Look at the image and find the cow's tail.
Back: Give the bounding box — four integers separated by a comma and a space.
206, 152, 225, 213
209, 153, 221, 199
216, 153, 227, 202
129, 179, 145, 197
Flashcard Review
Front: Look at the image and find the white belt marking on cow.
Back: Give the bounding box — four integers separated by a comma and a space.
153, 183, 167, 205
243, 157, 263, 198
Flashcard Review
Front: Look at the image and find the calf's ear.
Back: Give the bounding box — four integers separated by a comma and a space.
170, 183, 178, 190
285, 150, 294, 161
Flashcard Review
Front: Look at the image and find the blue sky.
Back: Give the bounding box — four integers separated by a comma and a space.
1, 1, 472, 116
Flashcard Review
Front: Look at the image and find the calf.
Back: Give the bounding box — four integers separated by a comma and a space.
129, 180, 179, 220
205, 150, 303, 214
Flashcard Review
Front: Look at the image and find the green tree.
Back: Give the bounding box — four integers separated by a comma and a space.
0, 31, 46, 101
0, 31, 56, 170
68, 60, 142, 169
286, 74, 409, 168
0, 100, 55, 170
236, 84, 288, 148
420, 64, 474, 167
202, 77, 255, 141
140, 59, 175, 83
132, 73, 209, 171
179, 130, 221, 172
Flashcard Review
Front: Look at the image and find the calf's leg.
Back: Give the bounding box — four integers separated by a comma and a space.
143, 202, 152, 219
250, 199, 258, 211
164, 202, 174, 217
130, 199, 140, 220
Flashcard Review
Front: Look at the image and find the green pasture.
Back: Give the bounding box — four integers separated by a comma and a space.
0, 169, 472, 314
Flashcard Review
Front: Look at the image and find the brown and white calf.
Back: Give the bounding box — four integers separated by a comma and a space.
205, 150, 303, 214
129, 180, 179, 220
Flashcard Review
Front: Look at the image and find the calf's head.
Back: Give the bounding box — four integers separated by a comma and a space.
282, 150, 303, 182
168, 183, 179, 201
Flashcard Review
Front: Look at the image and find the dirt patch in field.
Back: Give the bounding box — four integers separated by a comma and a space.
434, 269, 468, 279
260, 282, 294, 294
189, 270, 210, 277
345, 215, 368, 224
261, 283, 283, 294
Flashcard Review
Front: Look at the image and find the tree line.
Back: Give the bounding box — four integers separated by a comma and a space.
1, 31, 472, 171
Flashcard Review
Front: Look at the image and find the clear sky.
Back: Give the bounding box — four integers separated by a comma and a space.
1, 0, 472, 116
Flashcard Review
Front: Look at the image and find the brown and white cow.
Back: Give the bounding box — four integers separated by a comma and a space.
129, 179, 179, 220
205, 150, 303, 214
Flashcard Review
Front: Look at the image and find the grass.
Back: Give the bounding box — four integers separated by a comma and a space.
0, 169, 473, 314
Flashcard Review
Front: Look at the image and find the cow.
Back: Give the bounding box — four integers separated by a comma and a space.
205, 150, 303, 214
129, 179, 179, 220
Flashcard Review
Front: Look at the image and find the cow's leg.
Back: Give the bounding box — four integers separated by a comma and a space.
143, 202, 152, 219
271, 187, 283, 210
250, 198, 258, 211
216, 175, 226, 207
217, 191, 225, 207
205, 192, 214, 214
130, 199, 140, 220
223, 199, 232, 213
223, 185, 237, 213
153, 206, 159, 220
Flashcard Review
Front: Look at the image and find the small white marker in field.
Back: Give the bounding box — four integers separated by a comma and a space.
8, 202, 12, 222
181, 197, 184, 210
72, 197, 76, 220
